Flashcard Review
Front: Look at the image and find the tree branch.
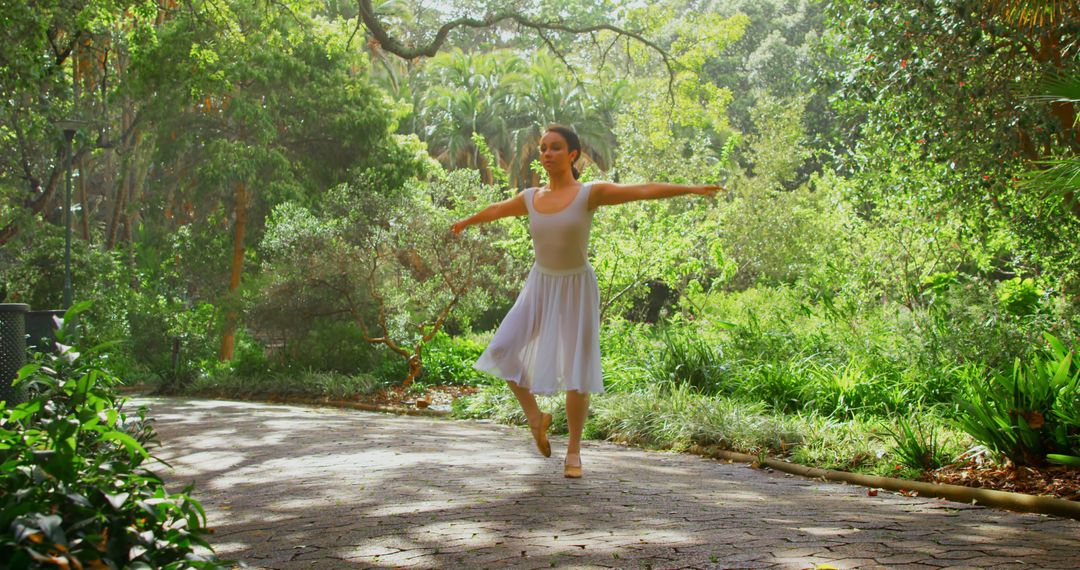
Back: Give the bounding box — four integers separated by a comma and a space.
357, 0, 677, 100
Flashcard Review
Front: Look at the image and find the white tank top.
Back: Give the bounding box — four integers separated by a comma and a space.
524, 182, 595, 272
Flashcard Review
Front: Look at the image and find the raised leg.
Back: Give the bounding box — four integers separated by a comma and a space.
508, 380, 551, 457
506, 380, 541, 426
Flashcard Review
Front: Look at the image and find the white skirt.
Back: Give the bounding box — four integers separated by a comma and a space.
474, 263, 604, 394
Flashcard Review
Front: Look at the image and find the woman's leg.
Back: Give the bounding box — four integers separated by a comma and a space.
507, 380, 542, 425
508, 380, 552, 457
565, 390, 589, 463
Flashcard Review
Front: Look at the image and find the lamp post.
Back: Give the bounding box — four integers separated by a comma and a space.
53, 120, 89, 309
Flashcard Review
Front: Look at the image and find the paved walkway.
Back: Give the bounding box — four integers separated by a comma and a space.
138, 397, 1080, 569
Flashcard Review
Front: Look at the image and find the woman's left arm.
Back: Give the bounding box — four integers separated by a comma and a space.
588, 182, 723, 209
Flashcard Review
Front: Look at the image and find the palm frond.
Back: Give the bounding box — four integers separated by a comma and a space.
1020, 157, 1080, 203
1029, 72, 1080, 104
988, 0, 1080, 29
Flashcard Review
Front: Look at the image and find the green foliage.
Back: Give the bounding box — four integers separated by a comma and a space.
650, 327, 731, 395
823, 0, 1080, 276
956, 334, 1080, 466
418, 332, 489, 388
0, 305, 222, 568
0, 224, 118, 308
259, 167, 520, 385
190, 369, 383, 401
270, 320, 379, 376
996, 277, 1044, 316
885, 412, 951, 472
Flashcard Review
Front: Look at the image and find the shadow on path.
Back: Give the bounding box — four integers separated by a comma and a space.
136, 397, 1080, 570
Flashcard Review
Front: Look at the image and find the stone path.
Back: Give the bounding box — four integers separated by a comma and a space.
138, 397, 1080, 569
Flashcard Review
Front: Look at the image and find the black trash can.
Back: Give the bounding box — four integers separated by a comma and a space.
27, 310, 66, 353
0, 303, 29, 405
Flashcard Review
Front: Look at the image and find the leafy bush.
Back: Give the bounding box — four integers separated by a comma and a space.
190, 369, 383, 400
227, 329, 273, 380
274, 320, 377, 375
956, 333, 1080, 466
996, 277, 1044, 316
126, 293, 218, 388
650, 327, 732, 395
418, 332, 488, 387
0, 306, 222, 568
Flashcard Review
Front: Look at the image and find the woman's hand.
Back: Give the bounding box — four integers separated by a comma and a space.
450, 220, 468, 234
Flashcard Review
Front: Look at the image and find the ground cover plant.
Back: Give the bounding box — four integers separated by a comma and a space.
0, 306, 223, 568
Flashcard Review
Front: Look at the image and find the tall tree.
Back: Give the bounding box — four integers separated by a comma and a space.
135, 0, 415, 360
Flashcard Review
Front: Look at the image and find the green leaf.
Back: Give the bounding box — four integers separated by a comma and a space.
1043, 333, 1068, 359
1047, 454, 1080, 467
99, 430, 150, 460
104, 491, 130, 509
81, 340, 124, 358
1030, 72, 1080, 104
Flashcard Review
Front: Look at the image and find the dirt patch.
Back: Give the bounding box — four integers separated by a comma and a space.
358, 384, 482, 411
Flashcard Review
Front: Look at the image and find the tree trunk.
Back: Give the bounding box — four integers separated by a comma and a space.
77, 154, 90, 241
219, 180, 249, 361
104, 163, 126, 249
105, 95, 135, 249
73, 39, 91, 242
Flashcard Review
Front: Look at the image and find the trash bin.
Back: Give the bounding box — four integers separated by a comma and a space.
27, 309, 65, 353
0, 303, 29, 405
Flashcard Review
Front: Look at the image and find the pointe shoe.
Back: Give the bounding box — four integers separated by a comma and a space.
564, 454, 582, 479
530, 412, 552, 457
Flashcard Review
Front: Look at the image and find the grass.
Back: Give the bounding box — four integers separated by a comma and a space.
450, 380, 971, 477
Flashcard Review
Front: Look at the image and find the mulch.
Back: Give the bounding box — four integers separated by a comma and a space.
926, 460, 1080, 501
358, 384, 481, 410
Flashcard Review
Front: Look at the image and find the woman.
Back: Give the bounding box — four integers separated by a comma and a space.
451, 124, 721, 478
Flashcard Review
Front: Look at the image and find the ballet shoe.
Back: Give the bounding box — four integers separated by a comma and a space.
564, 454, 582, 478
530, 412, 552, 457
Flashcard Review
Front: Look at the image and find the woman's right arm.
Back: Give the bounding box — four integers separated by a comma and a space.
451, 191, 527, 234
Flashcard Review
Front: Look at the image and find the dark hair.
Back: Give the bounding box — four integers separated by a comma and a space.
545, 124, 582, 180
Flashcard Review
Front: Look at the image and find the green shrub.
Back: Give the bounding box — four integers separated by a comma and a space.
885, 412, 951, 472
418, 331, 488, 387
996, 277, 1044, 317
956, 333, 1080, 466
0, 305, 222, 568
739, 355, 814, 413
599, 318, 655, 393
190, 369, 382, 400
650, 327, 732, 395
802, 360, 908, 418
228, 329, 273, 379
126, 294, 218, 388
275, 319, 377, 375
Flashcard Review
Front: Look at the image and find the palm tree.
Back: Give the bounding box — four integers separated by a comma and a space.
505, 52, 625, 186
412, 50, 627, 187
415, 49, 526, 182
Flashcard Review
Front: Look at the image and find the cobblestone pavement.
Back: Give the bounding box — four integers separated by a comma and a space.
138, 397, 1080, 570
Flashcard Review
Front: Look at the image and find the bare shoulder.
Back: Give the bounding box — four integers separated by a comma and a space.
587, 181, 621, 209
495, 189, 528, 217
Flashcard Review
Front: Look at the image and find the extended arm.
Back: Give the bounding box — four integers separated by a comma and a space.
588, 182, 722, 209
451, 192, 528, 234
